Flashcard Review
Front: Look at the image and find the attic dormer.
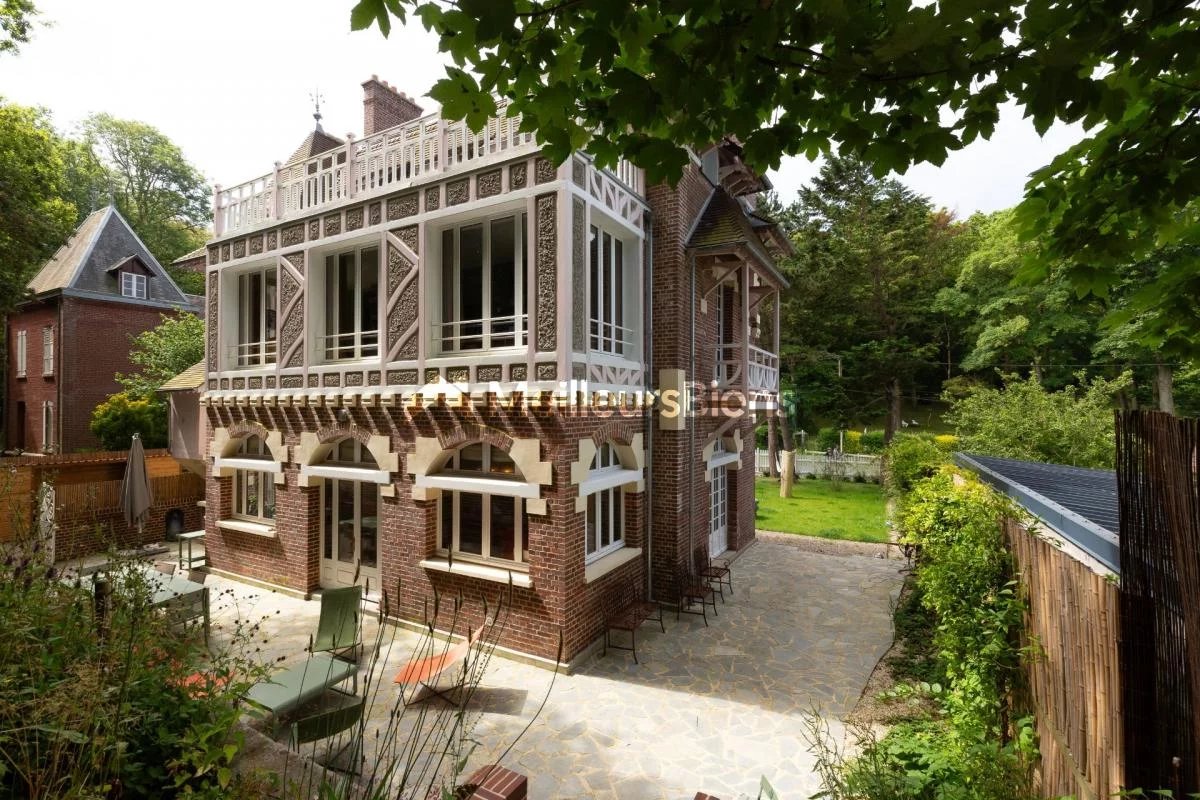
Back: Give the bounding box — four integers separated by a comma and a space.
107, 254, 153, 299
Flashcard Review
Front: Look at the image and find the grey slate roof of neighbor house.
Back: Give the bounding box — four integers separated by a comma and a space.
955, 452, 1120, 574
25, 206, 198, 311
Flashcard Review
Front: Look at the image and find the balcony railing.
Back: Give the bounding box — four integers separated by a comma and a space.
214, 101, 646, 237
320, 330, 379, 362
715, 344, 780, 394
437, 314, 527, 353
228, 340, 277, 369
589, 317, 634, 356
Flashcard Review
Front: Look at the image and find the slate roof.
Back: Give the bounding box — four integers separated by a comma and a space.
286, 127, 344, 165
172, 245, 208, 265
159, 361, 206, 392
24, 206, 195, 308
956, 452, 1120, 573
688, 189, 789, 287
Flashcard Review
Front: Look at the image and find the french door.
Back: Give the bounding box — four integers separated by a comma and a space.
320, 478, 380, 590
709, 464, 729, 556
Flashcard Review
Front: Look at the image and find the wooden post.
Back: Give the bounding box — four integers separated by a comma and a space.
212, 183, 224, 236
93, 577, 110, 641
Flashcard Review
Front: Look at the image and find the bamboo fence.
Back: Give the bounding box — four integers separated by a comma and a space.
1008, 519, 1122, 800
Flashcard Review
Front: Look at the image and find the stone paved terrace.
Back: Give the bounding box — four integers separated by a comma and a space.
202, 540, 903, 799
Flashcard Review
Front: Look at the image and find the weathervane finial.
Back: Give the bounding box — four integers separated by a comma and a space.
310, 88, 324, 132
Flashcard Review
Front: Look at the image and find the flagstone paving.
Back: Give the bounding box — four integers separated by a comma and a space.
206, 540, 903, 799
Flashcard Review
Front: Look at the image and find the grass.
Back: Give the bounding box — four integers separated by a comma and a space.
755, 477, 889, 543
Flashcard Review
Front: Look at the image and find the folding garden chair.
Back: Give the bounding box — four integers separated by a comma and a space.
312, 585, 363, 662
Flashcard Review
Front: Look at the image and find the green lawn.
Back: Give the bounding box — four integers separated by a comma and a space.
755, 477, 889, 543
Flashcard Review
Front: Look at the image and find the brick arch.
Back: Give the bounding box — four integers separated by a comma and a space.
436, 423, 513, 454
316, 422, 373, 447
208, 423, 287, 485
589, 420, 637, 449
295, 427, 401, 497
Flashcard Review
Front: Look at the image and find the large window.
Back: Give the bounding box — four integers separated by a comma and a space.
232, 436, 276, 524
121, 272, 148, 299
437, 443, 527, 565
323, 246, 379, 361
589, 225, 627, 355
234, 268, 277, 367
585, 443, 625, 562
439, 214, 527, 352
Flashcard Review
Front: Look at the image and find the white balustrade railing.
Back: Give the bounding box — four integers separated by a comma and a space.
320, 330, 379, 362
715, 343, 779, 394
228, 340, 277, 369
589, 317, 633, 356
214, 101, 646, 237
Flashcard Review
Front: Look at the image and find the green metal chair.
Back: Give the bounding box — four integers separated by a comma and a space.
312, 586, 363, 662
288, 695, 366, 778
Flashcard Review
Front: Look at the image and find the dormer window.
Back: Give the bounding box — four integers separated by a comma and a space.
121, 272, 148, 299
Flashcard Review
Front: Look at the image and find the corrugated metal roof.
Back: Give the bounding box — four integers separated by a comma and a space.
159, 361, 206, 392
966, 454, 1119, 534
957, 452, 1120, 574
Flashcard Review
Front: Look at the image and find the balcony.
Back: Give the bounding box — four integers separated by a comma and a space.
321, 330, 379, 362
437, 314, 528, 353
228, 340, 277, 369
213, 101, 646, 237
716, 344, 780, 407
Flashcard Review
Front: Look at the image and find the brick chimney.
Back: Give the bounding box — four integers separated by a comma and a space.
362, 75, 424, 136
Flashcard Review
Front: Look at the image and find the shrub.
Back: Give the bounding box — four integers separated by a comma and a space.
90, 391, 167, 450
945, 371, 1130, 468
844, 430, 863, 454
860, 430, 886, 453
933, 434, 959, 452
883, 435, 947, 495
816, 426, 840, 451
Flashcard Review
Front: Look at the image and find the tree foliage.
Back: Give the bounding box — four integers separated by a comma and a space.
945, 372, 1131, 468
0, 0, 38, 55
81, 114, 211, 264
0, 101, 76, 312
89, 392, 166, 450
353, 0, 1200, 353
783, 156, 965, 440
117, 313, 205, 399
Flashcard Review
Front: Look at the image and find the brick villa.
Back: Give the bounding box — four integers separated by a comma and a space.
197, 76, 788, 664
5, 206, 201, 454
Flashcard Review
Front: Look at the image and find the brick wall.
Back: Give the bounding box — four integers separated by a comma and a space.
5, 301, 59, 452
204, 402, 647, 663
59, 296, 191, 452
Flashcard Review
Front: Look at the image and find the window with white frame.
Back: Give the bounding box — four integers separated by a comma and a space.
437, 443, 527, 565
40, 401, 53, 452
439, 214, 528, 352
121, 272, 148, 299
42, 326, 53, 376
589, 225, 628, 355
323, 245, 379, 361
14, 330, 26, 378
321, 439, 379, 574
232, 436, 276, 524
585, 443, 625, 562
234, 267, 277, 367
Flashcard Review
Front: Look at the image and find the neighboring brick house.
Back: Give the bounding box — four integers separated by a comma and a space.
5, 206, 202, 453
197, 76, 788, 665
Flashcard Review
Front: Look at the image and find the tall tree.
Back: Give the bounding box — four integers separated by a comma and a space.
785, 156, 961, 442
936, 209, 1101, 387
116, 313, 205, 399
81, 114, 211, 264
0, 101, 75, 312
353, 0, 1200, 354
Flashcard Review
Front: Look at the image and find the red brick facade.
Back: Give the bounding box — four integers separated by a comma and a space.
5, 296, 195, 453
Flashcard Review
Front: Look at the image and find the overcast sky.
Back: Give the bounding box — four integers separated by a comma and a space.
2, 0, 1083, 218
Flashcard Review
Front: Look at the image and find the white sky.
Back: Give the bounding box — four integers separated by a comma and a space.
2, 0, 1083, 218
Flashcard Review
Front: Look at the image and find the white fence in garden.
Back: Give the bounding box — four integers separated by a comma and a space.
755, 449, 882, 480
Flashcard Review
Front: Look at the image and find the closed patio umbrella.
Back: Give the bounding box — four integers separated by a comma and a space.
120, 433, 154, 536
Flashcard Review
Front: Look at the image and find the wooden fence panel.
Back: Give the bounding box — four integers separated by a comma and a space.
1008, 519, 1122, 800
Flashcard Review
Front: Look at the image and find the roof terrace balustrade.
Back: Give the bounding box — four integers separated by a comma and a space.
213, 101, 645, 237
